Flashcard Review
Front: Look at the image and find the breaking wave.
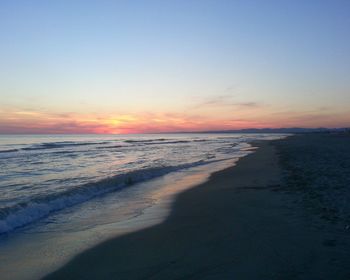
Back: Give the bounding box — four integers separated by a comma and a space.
0, 158, 224, 234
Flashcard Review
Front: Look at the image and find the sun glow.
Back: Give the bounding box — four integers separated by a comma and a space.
0, 105, 349, 134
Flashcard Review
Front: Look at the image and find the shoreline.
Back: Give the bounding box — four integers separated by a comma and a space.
0, 139, 251, 280
45, 136, 350, 279
44, 141, 289, 279
0, 144, 246, 280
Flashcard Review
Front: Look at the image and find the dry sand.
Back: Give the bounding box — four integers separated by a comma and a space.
44, 140, 350, 279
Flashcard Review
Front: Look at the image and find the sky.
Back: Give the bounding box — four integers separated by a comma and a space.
0, 0, 349, 134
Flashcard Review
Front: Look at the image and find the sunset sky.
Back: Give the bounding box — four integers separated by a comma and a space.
1, 0, 349, 134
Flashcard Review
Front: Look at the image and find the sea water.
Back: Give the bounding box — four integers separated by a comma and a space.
0, 133, 286, 279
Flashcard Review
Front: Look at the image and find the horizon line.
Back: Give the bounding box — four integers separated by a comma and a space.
0, 127, 349, 135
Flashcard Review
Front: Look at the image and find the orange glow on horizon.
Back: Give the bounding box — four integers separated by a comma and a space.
0, 110, 268, 134
0, 108, 349, 134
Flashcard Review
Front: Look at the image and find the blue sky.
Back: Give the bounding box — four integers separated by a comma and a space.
1, 0, 349, 133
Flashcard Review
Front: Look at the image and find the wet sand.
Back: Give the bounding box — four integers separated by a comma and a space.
44, 138, 350, 279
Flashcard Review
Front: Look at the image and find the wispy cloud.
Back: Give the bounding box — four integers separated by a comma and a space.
193, 94, 265, 110
233, 102, 261, 108
0, 107, 266, 134
198, 94, 234, 107
1, 102, 348, 134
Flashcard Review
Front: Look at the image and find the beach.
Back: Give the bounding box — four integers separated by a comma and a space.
45, 134, 350, 279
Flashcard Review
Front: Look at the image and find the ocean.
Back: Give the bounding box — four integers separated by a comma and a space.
0, 133, 285, 279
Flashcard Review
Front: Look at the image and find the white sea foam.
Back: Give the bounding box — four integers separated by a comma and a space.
0, 159, 229, 234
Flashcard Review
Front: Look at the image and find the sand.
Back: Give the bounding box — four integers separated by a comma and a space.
44, 138, 350, 279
